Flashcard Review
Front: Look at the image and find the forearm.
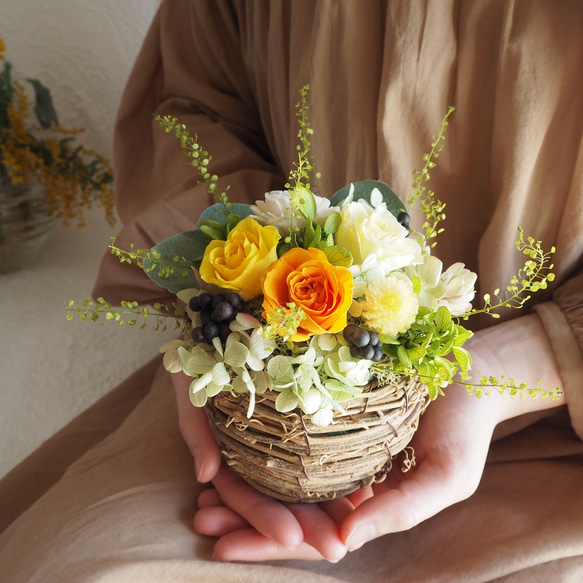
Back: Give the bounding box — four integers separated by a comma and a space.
459, 313, 566, 429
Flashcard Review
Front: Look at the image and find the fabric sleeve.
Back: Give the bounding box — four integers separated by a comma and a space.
92, 0, 284, 306
535, 269, 583, 439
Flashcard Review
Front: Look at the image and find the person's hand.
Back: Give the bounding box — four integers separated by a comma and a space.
172, 371, 223, 484
175, 313, 565, 561
172, 370, 350, 561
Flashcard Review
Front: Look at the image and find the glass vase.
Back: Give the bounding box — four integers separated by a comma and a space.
0, 181, 55, 274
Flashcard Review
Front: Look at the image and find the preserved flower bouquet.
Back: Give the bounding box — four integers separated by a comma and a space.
68, 88, 558, 502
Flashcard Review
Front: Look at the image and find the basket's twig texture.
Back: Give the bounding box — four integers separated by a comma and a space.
206, 377, 430, 503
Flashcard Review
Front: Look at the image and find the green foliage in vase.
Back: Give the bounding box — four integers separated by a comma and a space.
0, 37, 114, 226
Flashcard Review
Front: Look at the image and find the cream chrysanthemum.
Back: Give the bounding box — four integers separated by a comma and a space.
360, 274, 419, 337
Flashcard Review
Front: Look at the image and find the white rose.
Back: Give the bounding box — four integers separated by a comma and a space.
438, 262, 477, 316
336, 200, 422, 272
250, 190, 338, 235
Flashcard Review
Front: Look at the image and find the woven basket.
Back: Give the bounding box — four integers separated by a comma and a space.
205, 375, 430, 503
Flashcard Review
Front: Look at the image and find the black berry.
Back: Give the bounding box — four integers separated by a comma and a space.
351, 328, 370, 348
203, 322, 220, 342
197, 292, 213, 310
191, 327, 206, 343
212, 301, 234, 322
225, 292, 244, 311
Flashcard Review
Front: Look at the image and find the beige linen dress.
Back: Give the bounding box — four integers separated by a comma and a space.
1, 1, 583, 581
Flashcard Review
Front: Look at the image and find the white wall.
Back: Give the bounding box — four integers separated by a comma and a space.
0, 1, 172, 478
1, 0, 161, 161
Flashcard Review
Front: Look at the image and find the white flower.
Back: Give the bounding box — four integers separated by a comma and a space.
405, 254, 445, 310
335, 199, 422, 272
159, 339, 187, 374
360, 273, 419, 337
349, 253, 390, 298
439, 262, 477, 316
323, 345, 374, 388
250, 190, 338, 235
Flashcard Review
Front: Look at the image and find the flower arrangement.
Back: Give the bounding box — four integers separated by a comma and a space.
67, 86, 559, 500
0, 37, 114, 226
68, 87, 558, 426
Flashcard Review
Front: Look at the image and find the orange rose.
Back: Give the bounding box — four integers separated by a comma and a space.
262, 247, 353, 341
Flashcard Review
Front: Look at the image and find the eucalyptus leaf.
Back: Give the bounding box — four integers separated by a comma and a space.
197, 202, 253, 227
143, 229, 211, 293
330, 180, 407, 220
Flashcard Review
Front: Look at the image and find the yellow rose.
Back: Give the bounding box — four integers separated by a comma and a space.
262, 247, 353, 341
199, 216, 280, 301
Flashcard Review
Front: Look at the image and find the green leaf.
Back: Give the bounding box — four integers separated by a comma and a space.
378, 334, 401, 345
452, 346, 471, 372
322, 245, 353, 267
323, 211, 341, 235
434, 306, 452, 332
197, 202, 252, 228
199, 219, 226, 240
294, 186, 317, 222
434, 337, 455, 357
397, 345, 412, 368
27, 78, 59, 128
330, 180, 407, 220
143, 229, 211, 293
407, 344, 426, 362
303, 220, 319, 249
277, 241, 293, 257
410, 276, 422, 296
453, 325, 474, 346
426, 382, 439, 401
225, 213, 241, 234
